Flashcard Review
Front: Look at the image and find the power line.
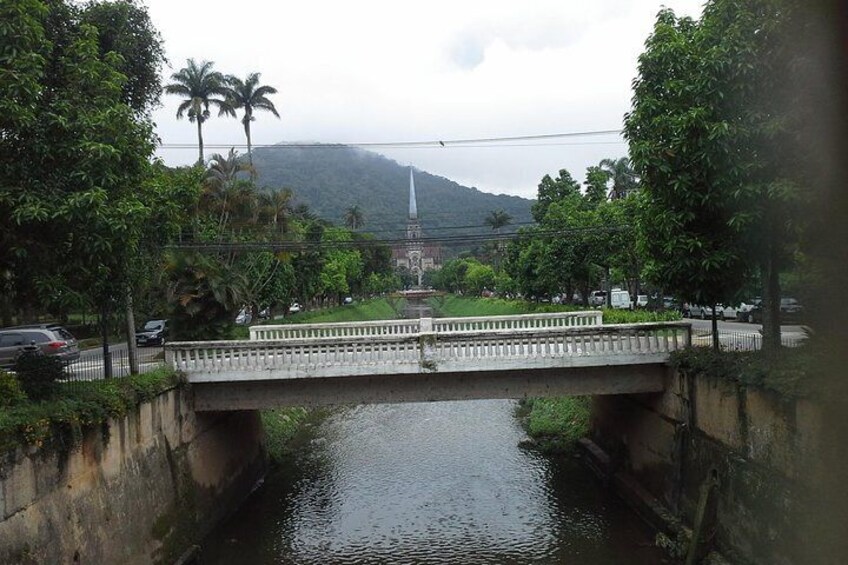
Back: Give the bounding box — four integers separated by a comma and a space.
166, 225, 633, 253
157, 128, 624, 150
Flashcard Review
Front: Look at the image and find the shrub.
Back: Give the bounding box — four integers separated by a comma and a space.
13, 353, 64, 400
0, 371, 27, 406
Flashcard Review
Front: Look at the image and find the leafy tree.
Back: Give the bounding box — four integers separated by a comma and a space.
164, 59, 231, 164
465, 262, 496, 295
584, 166, 611, 205
599, 157, 638, 200
81, 0, 166, 114
223, 72, 280, 168
0, 0, 157, 330
531, 169, 581, 222
625, 3, 807, 349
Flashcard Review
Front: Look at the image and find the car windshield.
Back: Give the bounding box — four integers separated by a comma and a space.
781, 298, 799, 306
143, 321, 163, 331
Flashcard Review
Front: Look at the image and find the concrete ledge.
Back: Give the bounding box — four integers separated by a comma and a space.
192, 364, 667, 410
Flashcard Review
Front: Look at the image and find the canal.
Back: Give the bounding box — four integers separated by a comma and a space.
199, 399, 666, 563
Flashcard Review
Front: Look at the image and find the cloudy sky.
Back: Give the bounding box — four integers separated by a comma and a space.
146, 0, 704, 200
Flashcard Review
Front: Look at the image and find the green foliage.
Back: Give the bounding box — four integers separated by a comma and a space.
506, 167, 638, 303
80, 0, 166, 114
164, 252, 246, 340
261, 407, 311, 463
0, 367, 181, 454
531, 169, 581, 222
1, 0, 159, 322
428, 295, 579, 317
670, 343, 835, 400
13, 353, 64, 400
222, 72, 280, 166
164, 58, 230, 163
0, 371, 27, 407
282, 297, 404, 324
520, 396, 590, 453
601, 308, 681, 324
625, 1, 810, 349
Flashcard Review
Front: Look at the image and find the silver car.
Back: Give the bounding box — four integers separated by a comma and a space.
0, 324, 81, 370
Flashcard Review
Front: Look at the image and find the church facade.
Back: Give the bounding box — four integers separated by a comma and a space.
392, 168, 441, 286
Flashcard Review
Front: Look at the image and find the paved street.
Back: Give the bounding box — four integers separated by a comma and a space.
69, 342, 164, 381
684, 317, 809, 349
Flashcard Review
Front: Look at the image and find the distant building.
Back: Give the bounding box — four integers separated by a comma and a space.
392, 168, 441, 286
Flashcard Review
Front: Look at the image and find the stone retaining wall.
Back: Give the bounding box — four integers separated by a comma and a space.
0, 387, 267, 564
589, 369, 848, 564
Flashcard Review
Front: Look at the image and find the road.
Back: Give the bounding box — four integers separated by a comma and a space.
685, 316, 809, 349
69, 342, 164, 381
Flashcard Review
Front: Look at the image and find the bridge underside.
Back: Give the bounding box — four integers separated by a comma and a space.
191, 364, 668, 411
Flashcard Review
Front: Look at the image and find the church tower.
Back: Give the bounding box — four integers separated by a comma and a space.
406, 167, 424, 286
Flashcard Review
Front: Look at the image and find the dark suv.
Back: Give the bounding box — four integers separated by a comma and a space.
0, 324, 81, 370
135, 319, 168, 347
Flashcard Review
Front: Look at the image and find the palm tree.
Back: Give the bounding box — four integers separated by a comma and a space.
224, 72, 280, 168
164, 59, 233, 164
344, 205, 365, 230
599, 157, 638, 199
261, 188, 293, 233
484, 209, 512, 234
203, 148, 254, 227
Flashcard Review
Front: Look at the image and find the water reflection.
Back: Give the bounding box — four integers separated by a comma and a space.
200, 400, 665, 564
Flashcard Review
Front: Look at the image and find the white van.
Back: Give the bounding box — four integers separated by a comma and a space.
610, 289, 632, 310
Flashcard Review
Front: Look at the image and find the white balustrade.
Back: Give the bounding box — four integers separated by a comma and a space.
248, 311, 603, 341
249, 319, 421, 340
171, 321, 691, 381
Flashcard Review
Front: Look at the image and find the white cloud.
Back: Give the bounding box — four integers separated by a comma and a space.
148, 0, 704, 198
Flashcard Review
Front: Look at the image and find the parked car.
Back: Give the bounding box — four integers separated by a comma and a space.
135, 319, 167, 347
737, 298, 761, 323
610, 289, 632, 310
686, 304, 736, 320
662, 296, 681, 311
589, 290, 607, 307
343, 296, 354, 304
0, 324, 80, 370
288, 302, 302, 314
743, 298, 803, 324
235, 309, 252, 325
635, 294, 648, 308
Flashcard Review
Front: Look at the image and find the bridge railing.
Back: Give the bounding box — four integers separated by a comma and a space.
433, 311, 602, 332
248, 311, 603, 341
171, 322, 690, 377
249, 319, 421, 340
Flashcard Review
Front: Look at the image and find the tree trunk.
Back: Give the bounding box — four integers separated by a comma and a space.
711, 303, 720, 351
196, 119, 204, 165
125, 286, 139, 375
761, 247, 782, 352
100, 303, 112, 380
245, 119, 254, 175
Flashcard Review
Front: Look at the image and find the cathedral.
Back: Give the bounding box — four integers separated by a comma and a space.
392, 168, 441, 286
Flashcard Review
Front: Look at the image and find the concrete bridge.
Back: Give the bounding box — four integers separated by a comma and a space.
166, 312, 691, 411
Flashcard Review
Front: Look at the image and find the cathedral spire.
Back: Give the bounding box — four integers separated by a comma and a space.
408, 167, 418, 220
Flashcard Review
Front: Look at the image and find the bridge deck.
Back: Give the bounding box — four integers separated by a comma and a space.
166, 316, 691, 409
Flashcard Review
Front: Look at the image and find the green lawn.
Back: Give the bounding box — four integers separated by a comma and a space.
428, 294, 681, 323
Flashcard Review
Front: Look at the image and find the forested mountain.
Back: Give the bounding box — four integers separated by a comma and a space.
251, 145, 534, 238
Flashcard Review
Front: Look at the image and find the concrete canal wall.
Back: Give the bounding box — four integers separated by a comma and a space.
586, 369, 848, 564
0, 387, 267, 564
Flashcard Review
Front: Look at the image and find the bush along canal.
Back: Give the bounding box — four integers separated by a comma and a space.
198, 399, 667, 564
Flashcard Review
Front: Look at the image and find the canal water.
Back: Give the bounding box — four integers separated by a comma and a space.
199, 400, 666, 564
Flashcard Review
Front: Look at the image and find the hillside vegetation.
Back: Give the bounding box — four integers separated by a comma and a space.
251, 145, 534, 236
